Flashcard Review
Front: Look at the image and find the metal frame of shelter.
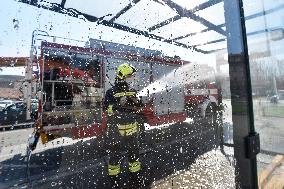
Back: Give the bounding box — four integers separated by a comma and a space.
15, 0, 284, 188
18, 0, 283, 54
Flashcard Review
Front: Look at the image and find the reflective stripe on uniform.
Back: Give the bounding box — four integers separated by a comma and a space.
107, 105, 113, 115
129, 161, 141, 173
117, 122, 138, 136
108, 164, 121, 176
113, 91, 136, 98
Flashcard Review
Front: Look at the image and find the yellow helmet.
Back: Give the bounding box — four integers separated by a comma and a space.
116, 63, 136, 79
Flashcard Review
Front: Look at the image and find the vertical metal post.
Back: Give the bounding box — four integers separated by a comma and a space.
224, 0, 259, 188
25, 50, 33, 120
52, 82, 55, 107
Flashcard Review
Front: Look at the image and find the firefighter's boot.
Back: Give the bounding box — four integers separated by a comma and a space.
129, 160, 141, 173
128, 160, 143, 188
108, 164, 121, 177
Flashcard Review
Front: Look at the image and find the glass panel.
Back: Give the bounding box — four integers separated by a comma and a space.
0, 0, 256, 188
243, 0, 284, 188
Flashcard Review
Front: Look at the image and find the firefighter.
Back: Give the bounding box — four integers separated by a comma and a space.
104, 63, 143, 177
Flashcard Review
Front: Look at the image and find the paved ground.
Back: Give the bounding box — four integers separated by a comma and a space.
0, 98, 283, 188
0, 117, 220, 189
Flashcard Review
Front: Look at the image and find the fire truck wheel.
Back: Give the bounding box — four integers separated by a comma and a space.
193, 102, 217, 124
205, 103, 217, 121
204, 103, 224, 148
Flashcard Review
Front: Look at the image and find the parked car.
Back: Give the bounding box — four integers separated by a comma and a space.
0, 100, 14, 110
269, 94, 279, 104
0, 101, 38, 126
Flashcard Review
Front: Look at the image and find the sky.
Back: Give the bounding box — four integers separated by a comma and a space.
0, 0, 283, 76
0, 0, 215, 72
0, 1, 213, 57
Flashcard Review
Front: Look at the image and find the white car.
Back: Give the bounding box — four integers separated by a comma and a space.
0, 100, 14, 109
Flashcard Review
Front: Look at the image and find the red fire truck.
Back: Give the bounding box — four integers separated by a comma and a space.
28, 37, 220, 148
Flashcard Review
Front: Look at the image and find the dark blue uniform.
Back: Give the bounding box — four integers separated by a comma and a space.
104, 79, 143, 176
